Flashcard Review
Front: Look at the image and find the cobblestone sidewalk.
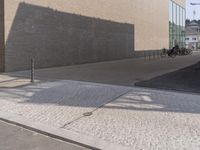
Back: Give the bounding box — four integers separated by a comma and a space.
0, 78, 200, 149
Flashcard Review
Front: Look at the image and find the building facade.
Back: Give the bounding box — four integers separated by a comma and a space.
0, 0, 185, 72
169, 0, 186, 49
186, 21, 200, 50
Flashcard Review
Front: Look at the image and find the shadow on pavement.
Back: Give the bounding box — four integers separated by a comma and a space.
135, 61, 200, 94
104, 90, 200, 114
0, 74, 41, 88
1, 79, 200, 115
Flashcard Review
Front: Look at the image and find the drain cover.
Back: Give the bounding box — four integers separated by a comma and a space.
83, 112, 93, 116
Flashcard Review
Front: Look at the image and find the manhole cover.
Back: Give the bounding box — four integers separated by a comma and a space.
83, 112, 93, 116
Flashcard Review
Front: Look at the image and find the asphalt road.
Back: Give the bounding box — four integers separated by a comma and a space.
10, 52, 200, 87
136, 59, 200, 93
0, 120, 89, 150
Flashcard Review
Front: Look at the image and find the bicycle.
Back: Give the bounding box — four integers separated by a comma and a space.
168, 46, 179, 58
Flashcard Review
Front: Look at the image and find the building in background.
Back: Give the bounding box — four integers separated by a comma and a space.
0, 0, 185, 72
185, 20, 200, 50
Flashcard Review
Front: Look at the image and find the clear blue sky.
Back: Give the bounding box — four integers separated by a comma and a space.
186, 0, 200, 20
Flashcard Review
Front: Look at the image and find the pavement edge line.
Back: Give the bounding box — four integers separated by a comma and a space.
0, 111, 131, 150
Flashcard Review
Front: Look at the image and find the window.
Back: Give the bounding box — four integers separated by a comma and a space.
185, 38, 189, 40
169, 0, 173, 48
192, 37, 197, 40
169, 0, 185, 48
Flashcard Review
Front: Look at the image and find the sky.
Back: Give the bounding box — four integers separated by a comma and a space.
186, 0, 200, 20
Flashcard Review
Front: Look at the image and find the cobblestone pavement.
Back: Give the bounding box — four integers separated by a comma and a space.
0, 74, 36, 88
0, 78, 200, 149
0, 80, 130, 128
65, 88, 200, 149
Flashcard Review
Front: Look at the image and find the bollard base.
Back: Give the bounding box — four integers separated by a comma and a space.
31, 58, 35, 83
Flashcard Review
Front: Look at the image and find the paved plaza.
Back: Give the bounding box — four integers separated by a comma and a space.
0, 79, 200, 149
0, 54, 200, 149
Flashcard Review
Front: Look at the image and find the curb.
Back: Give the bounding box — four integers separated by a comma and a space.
0, 111, 132, 150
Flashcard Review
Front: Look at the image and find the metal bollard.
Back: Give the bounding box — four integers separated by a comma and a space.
149, 53, 151, 60
160, 51, 162, 58
153, 52, 156, 59
157, 51, 160, 59
148, 52, 151, 60
31, 58, 35, 83
144, 51, 146, 60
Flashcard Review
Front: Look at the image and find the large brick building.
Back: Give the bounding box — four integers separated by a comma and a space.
0, 0, 185, 72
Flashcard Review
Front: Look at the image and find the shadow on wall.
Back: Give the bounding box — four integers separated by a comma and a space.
5, 2, 134, 72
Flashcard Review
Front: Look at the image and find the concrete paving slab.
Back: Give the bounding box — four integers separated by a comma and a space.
64, 88, 200, 149
0, 80, 130, 128
0, 111, 131, 150
0, 120, 88, 150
